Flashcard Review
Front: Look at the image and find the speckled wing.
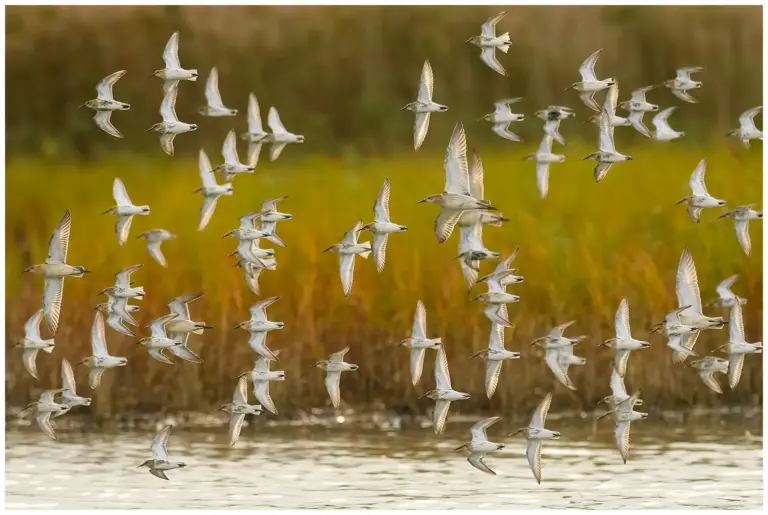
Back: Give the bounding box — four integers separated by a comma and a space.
733, 220, 752, 256
94, 110, 123, 138
468, 452, 496, 475
36, 412, 57, 440
228, 413, 245, 447
324, 371, 342, 409
254, 381, 277, 415
432, 399, 451, 435
43, 277, 65, 336
409, 348, 426, 386
526, 439, 543, 484
614, 421, 631, 463
484, 359, 502, 399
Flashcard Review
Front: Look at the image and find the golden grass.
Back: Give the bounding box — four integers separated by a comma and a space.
5, 141, 763, 417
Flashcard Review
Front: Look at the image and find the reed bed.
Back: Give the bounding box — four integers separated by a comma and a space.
5, 142, 763, 418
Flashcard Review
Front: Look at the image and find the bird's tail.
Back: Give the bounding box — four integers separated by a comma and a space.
42, 341, 55, 353
188, 70, 198, 81
498, 34, 512, 52
430, 337, 443, 345
358, 241, 372, 259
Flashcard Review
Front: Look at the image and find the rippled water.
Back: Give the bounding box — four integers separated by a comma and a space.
5, 419, 763, 509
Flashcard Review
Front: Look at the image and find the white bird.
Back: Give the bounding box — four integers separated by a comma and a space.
212, 129, 255, 183
728, 106, 763, 148
137, 314, 183, 365
79, 70, 131, 138
93, 293, 139, 337
23, 210, 91, 335
619, 85, 658, 138
239, 351, 285, 415
531, 321, 587, 390
266, 106, 304, 161
102, 178, 150, 245
686, 356, 729, 394
53, 358, 91, 418
508, 392, 560, 484
145, 82, 198, 156
151, 31, 198, 94
455, 417, 505, 475
481, 98, 524, 141
315, 347, 359, 409
673, 249, 725, 363
417, 123, 497, 243
241, 93, 270, 168
476, 247, 524, 288
165, 292, 212, 364
457, 150, 508, 234
398, 300, 442, 386
599, 369, 643, 410
600, 298, 650, 376
217, 376, 262, 447
465, 11, 511, 76
583, 107, 632, 182
652, 106, 684, 141
664, 67, 703, 103
676, 159, 726, 223
402, 60, 448, 150
14, 309, 55, 380
198, 67, 237, 117
194, 149, 234, 231
720, 205, 763, 256
716, 302, 762, 390
361, 179, 408, 273
527, 134, 565, 199
137, 229, 176, 267
233, 296, 284, 361
419, 347, 470, 435
474, 272, 519, 327
323, 219, 372, 296
77, 311, 128, 389
457, 220, 499, 291
137, 425, 187, 480
709, 274, 747, 309
589, 82, 631, 129
100, 264, 144, 300
566, 49, 615, 111
18, 389, 68, 440
469, 323, 521, 398
535, 106, 576, 146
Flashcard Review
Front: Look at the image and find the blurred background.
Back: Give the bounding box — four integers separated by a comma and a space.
5, 5, 763, 420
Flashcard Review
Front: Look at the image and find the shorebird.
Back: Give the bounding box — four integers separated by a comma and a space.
258, 196, 292, 248
239, 351, 285, 415
527, 134, 565, 199
709, 275, 747, 309
145, 82, 197, 156
23, 210, 90, 335
18, 389, 67, 440
80, 70, 130, 138
151, 31, 198, 94
664, 67, 703, 103
599, 370, 643, 411
230, 234, 275, 264
672, 249, 725, 363
93, 293, 139, 337
323, 219, 372, 296
566, 49, 614, 112
599, 397, 647, 464
102, 178, 150, 245
455, 416, 505, 475
469, 323, 521, 398
14, 309, 55, 380
137, 425, 187, 480
218, 376, 262, 447
686, 356, 729, 394
531, 321, 586, 390
652, 107, 684, 141
222, 212, 276, 246
165, 292, 212, 364
100, 264, 144, 300
315, 347, 358, 409
398, 300, 442, 386
137, 314, 183, 364
601, 298, 650, 376
241, 93, 270, 168
419, 123, 497, 243
212, 129, 254, 183
715, 302, 762, 389
402, 60, 448, 150
457, 220, 499, 290
650, 306, 700, 362
457, 150, 507, 233
465, 11, 511, 76
475, 273, 518, 327
481, 98, 524, 141
232, 257, 267, 295
53, 358, 91, 418
361, 179, 408, 273
720, 205, 762, 256
728, 106, 763, 149
419, 347, 470, 435
476, 247, 524, 288
509, 392, 560, 484
198, 67, 237, 117
233, 296, 284, 361
676, 159, 726, 223
77, 312, 128, 389
266, 106, 304, 161
194, 149, 233, 231
584, 107, 632, 182
535, 106, 575, 146
137, 229, 175, 267
619, 85, 657, 138
588, 82, 630, 129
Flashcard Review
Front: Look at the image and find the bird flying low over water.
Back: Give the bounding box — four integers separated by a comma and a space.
455, 416, 505, 475
137, 425, 187, 480
509, 392, 560, 484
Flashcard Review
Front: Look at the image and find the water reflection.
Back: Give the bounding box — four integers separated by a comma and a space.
5, 421, 763, 509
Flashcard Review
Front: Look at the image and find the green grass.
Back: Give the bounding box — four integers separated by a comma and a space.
5, 141, 763, 417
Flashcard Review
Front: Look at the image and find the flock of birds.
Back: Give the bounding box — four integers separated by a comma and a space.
14, 13, 763, 485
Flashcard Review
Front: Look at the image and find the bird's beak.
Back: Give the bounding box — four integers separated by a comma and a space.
416, 199, 427, 204
101, 209, 111, 215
